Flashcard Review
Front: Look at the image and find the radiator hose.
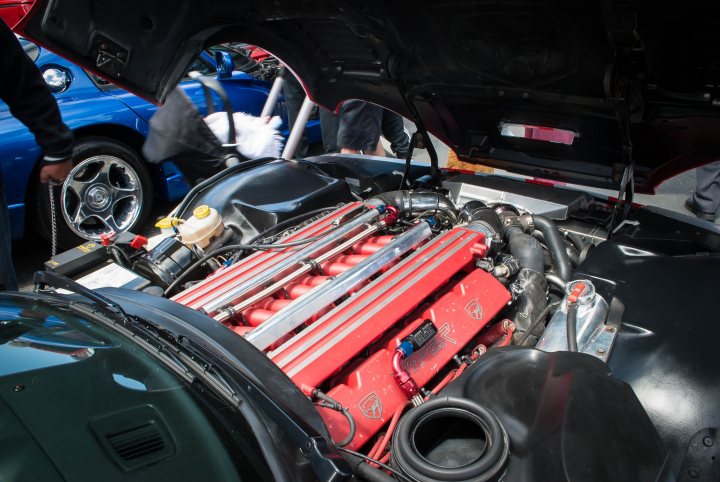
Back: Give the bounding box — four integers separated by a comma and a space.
530, 215, 573, 282
367, 191, 458, 223
504, 225, 544, 274
502, 218, 548, 343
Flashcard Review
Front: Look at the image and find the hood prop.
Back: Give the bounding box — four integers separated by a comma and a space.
393, 76, 439, 188
603, 2, 645, 235
608, 60, 638, 236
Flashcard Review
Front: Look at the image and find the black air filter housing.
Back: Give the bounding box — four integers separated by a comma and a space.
183, 160, 353, 243
442, 348, 672, 482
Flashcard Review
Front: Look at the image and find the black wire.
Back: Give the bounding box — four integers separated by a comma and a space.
399, 132, 417, 190
314, 403, 356, 447
245, 206, 336, 245
515, 301, 561, 346
314, 391, 356, 447
566, 302, 579, 352
163, 213, 346, 296
336, 447, 410, 482
108, 245, 132, 269
162, 234, 330, 296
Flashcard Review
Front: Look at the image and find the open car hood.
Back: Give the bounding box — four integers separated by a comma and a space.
17, 0, 720, 192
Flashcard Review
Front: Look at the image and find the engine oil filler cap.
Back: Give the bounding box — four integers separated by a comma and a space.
193, 205, 211, 219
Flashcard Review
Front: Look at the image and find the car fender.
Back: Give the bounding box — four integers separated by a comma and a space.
0, 86, 150, 238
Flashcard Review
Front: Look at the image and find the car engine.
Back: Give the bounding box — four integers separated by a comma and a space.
171, 196, 516, 448
56, 157, 718, 480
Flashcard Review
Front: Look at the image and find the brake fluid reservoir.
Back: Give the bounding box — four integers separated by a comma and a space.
178, 205, 224, 249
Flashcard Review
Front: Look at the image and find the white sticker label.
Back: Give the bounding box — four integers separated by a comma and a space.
56, 263, 142, 294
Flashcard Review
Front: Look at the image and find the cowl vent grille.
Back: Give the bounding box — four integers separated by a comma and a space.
90, 405, 176, 471
107, 422, 165, 460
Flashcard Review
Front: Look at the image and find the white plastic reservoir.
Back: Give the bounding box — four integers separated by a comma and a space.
178, 205, 224, 249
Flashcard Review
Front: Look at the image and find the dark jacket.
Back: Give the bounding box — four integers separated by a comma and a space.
0, 20, 73, 163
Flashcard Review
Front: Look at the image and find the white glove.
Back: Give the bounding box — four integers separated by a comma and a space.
205, 112, 284, 159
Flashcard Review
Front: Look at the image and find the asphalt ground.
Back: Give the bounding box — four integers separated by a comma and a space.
13, 132, 707, 291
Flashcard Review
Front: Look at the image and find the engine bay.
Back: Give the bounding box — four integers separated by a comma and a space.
47, 155, 720, 480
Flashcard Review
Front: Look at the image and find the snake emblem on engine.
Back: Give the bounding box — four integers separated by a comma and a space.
464, 298, 484, 320
358, 392, 383, 419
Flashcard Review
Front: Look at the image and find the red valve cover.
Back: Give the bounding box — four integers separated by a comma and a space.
175, 207, 511, 449
270, 227, 511, 448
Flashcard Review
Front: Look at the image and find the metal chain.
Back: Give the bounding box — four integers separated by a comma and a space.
47, 181, 59, 257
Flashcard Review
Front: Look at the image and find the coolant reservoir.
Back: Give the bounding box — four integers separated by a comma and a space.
178, 205, 224, 249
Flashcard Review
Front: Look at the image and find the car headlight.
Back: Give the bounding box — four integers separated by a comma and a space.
42, 67, 71, 93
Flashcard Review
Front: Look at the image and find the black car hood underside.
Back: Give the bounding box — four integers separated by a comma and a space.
18, 0, 720, 192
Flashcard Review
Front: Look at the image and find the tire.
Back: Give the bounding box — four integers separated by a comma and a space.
34, 136, 153, 250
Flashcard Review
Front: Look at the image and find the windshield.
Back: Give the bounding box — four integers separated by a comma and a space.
18, 37, 40, 62
0, 294, 271, 481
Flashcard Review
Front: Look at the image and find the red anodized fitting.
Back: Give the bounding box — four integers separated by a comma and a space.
392, 350, 420, 398
477, 319, 515, 347
384, 205, 400, 226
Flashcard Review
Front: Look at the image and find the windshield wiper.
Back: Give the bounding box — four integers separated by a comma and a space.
34, 270, 200, 382
34, 270, 240, 401
34, 271, 132, 321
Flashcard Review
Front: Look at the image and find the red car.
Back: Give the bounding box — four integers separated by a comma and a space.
0, 0, 33, 28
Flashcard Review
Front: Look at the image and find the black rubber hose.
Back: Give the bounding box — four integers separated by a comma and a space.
532, 215, 573, 281
566, 303, 579, 352
507, 269, 548, 340
565, 231, 587, 252
357, 462, 397, 482
566, 244, 581, 267
505, 226, 544, 274
367, 191, 458, 223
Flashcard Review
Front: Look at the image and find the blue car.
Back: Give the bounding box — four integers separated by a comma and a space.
0, 39, 320, 247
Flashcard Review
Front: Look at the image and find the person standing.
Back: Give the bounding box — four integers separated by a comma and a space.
686, 162, 720, 222
0, 20, 74, 290
336, 100, 411, 158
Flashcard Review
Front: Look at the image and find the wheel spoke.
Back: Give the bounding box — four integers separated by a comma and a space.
72, 205, 90, 226
100, 212, 121, 234
111, 191, 137, 205
67, 177, 91, 199
91, 158, 112, 185
114, 182, 137, 192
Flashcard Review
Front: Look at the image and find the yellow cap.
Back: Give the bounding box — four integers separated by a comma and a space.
156, 216, 179, 229
193, 205, 211, 219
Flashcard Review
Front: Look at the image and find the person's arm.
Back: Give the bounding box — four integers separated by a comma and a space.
0, 21, 73, 181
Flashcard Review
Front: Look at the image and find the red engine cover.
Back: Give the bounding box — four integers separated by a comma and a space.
270, 227, 511, 448
175, 206, 511, 449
